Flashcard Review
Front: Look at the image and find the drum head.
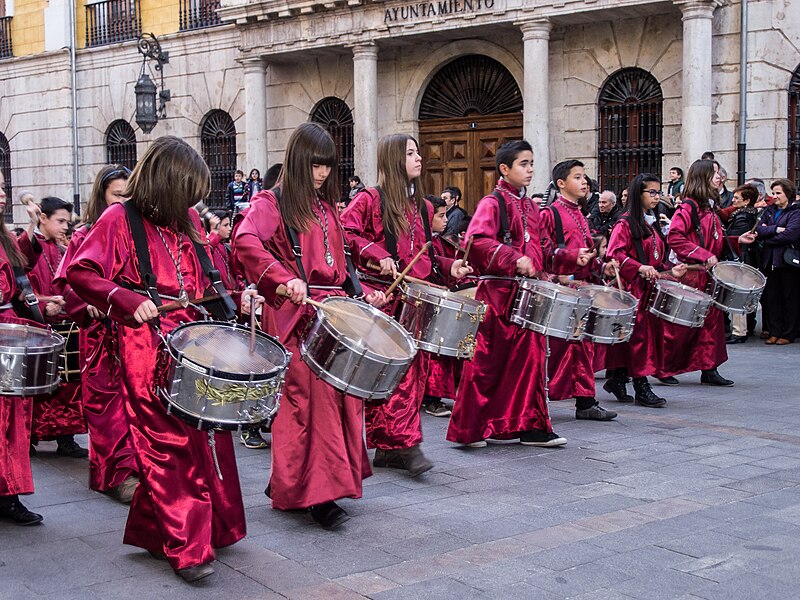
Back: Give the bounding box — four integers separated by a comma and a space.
0, 323, 64, 353
519, 278, 587, 299
321, 297, 416, 360
582, 285, 637, 310
713, 262, 766, 289
169, 322, 288, 377
657, 279, 712, 301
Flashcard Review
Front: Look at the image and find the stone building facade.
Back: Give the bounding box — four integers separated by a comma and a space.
0, 0, 798, 222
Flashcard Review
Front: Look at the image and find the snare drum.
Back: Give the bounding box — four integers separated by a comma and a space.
509, 279, 591, 340
398, 282, 486, 358
158, 321, 290, 431
301, 296, 417, 400
709, 261, 766, 314
648, 280, 713, 328
0, 323, 64, 396
581, 285, 638, 344
52, 320, 80, 383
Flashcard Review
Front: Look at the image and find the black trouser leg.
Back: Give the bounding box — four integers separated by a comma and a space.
779, 267, 800, 339
764, 270, 783, 337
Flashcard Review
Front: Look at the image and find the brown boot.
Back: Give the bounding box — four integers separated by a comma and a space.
397, 445, 433, 477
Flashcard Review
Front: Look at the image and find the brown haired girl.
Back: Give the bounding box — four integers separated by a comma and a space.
341, 134, 471, 476
66, 136, 254, 582
53, 164, 139, 501
234, 122, 386, 529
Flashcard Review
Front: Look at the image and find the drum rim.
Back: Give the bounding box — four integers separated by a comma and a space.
167, 320, 291, 381
654, 279, 714, 302
0, 323, 65, 354
516, 277, 593, 303
712, 261, 767, 290
300, 352, 397, 400
317, 296, 418, 361
580, 284, 638, 310
402, 282, 484, 313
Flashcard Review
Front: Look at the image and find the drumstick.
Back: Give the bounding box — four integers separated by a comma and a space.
612, 263, 624, 293
276, 284, 372, 321
385, 242, 432, 296
365, 262, 446, 289
462, 236, 474, 267
659, 264, 708, 274
249, 292, 257, 354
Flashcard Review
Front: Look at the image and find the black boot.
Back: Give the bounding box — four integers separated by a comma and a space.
0, 495, 43, 526
602, 369, 634, 403
632, 378, 667, 408
700, 368, 734, 387
309, 500, 350, 530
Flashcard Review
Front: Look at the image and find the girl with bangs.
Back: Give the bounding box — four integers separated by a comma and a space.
54, 164, 140, 502
340, 134, 472, 477
67, 137, 257, 582
234, 123, 386, 529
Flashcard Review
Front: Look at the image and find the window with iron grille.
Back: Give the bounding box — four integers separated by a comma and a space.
0, 16, 12, 59
1, 132, 12, 224
201, 110, 237, 209
106, 120, 138, 170
86, 0, 141, 48
598, 68, 664, 196
789, 65, 800, 191
180, 0, 221, 31
310, 97, 354, 200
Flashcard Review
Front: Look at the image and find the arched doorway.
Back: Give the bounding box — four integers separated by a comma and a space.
200, 110, 237, 208
105, 119, 138, 170
418, 55, 523, 214
310, 97, 354, 200
789, 64, 800, 191
597, 68, 663, 195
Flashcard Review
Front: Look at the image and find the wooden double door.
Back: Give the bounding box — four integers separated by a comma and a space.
419, 113, 523, 216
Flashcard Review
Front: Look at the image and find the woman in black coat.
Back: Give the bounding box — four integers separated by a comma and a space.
725, 185, 759, 343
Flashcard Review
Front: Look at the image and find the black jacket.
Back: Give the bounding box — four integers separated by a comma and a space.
588, 204, 623, 239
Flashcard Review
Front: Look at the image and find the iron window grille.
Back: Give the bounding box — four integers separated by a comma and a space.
0, 16, 12, 59
86, 0, 141, 48
311, 97, 355, 199
789, 65, 800, 191
180, 0, 221, 31
1, 132, 12, 223
598, 67, 664, 196
106, 120, 138, 170
201, 110, 237, 209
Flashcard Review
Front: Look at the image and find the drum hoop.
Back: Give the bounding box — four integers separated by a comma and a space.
517, 278, 591, 305
299, 352, 395, 401
402, 283, 483, 313
167, 321, 290, 382
655, 279, 713, 302
0, 323, 65, 354
712, 261, 766, 291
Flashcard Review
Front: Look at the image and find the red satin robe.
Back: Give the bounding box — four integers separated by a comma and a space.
24, 231, 86, 440
341, 190, 455, 450
66, 203, 245, 570
446, 181, 553, 444
660, 200, 728, 375
233, 190, 370, 511
605, 218, 669, 378
54, 225, 137, 492
540, 197, 603, 400
208, 233, 240, 292
0, 243, 35, 497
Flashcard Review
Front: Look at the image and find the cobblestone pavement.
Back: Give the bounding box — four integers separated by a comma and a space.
3, 339, 800, 599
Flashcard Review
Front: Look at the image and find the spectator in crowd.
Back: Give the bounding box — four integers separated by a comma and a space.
667, 167, 684, 201
588, 190, 623, 239
746, 178, 771, 208
348, 175, 365, 201
263, 163, 283, 190
725, 184, 760, 344
441, 186, 468, 237
742, 179, 800, 345
244, 168, 263, 199
619, 188, 629, 208
716, 164, 734, 208
701, 151, 715, 160
225, 169, 248, 213
584, 176, 600, 215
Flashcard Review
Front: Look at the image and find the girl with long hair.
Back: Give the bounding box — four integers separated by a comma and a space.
53, 164, 139, 501
660, 159, 733, 386
341, 134, 471, 476
67, 137, 257, 582
604, 174, 687, 407
234, 123, 387, 529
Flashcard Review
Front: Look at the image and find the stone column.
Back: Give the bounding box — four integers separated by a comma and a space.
242, 57, 268, 172
677, 0, 720, 167
352, 44, 379, 186
518, 18, 552, 193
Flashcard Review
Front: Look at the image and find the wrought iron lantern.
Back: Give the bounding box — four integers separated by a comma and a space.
135, 33, 170, 134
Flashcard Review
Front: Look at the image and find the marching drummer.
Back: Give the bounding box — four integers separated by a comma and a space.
658, 159, 734, 386
0, 171, 44, 526
233, 123, 387, 530
341, 134, 472, 476
66, 136, 258, 582
540, 160, 620, 421
604, 174, 688, 407
446, 140, 568, 448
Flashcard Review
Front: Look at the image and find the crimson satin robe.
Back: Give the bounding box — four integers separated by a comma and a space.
446, 180, 553, 444
66, 203, 245, 570
341, 189, 454, 450
234, 189, 370, 510
660, 199, 728, 375
54, 225, 137, 492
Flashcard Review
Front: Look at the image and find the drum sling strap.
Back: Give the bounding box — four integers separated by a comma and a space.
546, 204, 567, 249
492, 191, 513, 247
124, 202, 237, 320
11, 267, 45, 324
372, 186, 443, 284
273, 187, 364, 298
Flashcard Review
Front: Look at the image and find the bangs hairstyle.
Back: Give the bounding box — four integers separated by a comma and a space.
770, 178, 796, 202
625, 173, 661, 240
733, 184, 758, 206
83, 164, 130, 227
552, 159, 584, 187
377, 133, 424, 236
496, 140, 532, 174
277, 122, 338, 231
682, 159, 720, 210
124, 136, 209, 242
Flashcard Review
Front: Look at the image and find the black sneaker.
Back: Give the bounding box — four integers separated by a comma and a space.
309, 501, 350, 530
519, 430, 567, 447
657, 376, 679, 386
240, 430, 269, 449
56, 438, 89, 458
726, 335, 747, 345
700, 369, 734, 387
576, 403, 618, 421
424, 400, 452, 417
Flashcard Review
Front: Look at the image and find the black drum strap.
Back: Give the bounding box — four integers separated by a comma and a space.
684, 199, 705, 248
375, 186, 400, 262
492, 191, 513, 247
191, 237, 237, 321
11, 267, 45, 324
625, 216, 648, 265
124, 202, 162, 308
547, 205, 567, 249
419, 202, 444, 284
